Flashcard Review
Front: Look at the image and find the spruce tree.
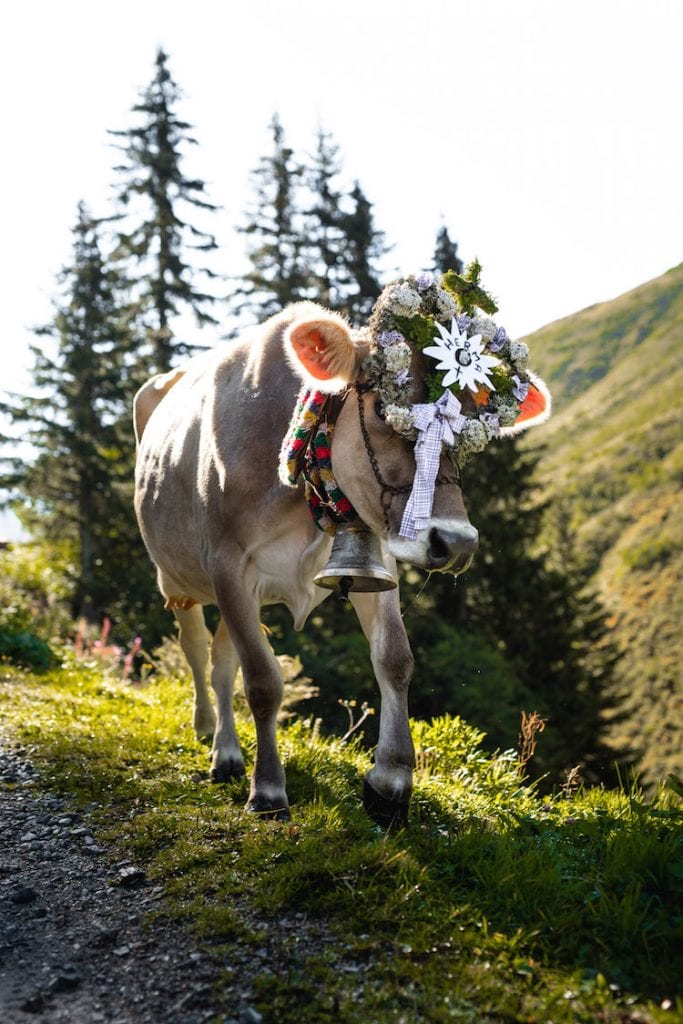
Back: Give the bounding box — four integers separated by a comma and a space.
0, 203, 141, 622
432, 223, 463, 276
110, 48, 220, 372
407, 237, 622, 778
337, 181, 387, 323
231, 114, 308, 326
303, 128, 348, 310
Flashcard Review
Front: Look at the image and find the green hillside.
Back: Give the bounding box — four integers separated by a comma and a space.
524, 263, 683, 788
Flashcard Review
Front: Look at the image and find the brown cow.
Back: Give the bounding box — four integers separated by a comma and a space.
134, 292, 548, 824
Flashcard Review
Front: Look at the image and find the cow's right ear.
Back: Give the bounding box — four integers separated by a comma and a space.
284, 312, 358, 394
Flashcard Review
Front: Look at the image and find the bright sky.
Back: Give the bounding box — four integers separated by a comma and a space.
1, 0, 682, 537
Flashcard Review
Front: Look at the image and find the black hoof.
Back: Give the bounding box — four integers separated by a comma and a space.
246, 800, 291, 822
363, 780, 410, 829
210, 761, 246, 784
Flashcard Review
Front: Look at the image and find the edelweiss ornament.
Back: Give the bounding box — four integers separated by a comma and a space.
423, 320, 500, 393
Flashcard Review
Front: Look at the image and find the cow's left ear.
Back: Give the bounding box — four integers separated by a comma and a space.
501, 372, 552, 435
284, 311, 358, 394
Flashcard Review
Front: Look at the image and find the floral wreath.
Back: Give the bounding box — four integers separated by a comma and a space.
279, 262, 550, 541
361, 260, 546, 464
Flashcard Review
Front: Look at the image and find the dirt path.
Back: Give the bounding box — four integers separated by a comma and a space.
0, 738, 258, 1024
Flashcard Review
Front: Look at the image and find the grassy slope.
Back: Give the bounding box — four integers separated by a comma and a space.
523, 263, 683, 786
1, 663, 681, 1024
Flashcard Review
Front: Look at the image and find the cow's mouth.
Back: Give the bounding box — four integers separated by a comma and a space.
388, 522, 479, 574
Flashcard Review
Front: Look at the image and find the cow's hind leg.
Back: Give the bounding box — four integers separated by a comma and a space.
214, 574, 289, 820
174, 605, 216, 743
209, 618, 245, 782
351, 588, 415, 828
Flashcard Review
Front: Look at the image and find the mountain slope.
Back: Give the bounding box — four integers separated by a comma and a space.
523, 263, 683, 787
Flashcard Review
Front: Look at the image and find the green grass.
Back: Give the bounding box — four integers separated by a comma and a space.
1, 661, 682, 1023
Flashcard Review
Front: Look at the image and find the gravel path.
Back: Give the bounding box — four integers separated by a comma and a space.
0, 738, 240, 1023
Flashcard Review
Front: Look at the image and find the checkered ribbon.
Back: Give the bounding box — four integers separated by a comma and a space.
399, 390, 467, 540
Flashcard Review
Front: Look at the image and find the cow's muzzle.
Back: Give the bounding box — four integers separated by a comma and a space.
426, 523, 479, 574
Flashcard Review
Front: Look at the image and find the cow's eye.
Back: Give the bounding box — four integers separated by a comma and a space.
374, 399, 386, 421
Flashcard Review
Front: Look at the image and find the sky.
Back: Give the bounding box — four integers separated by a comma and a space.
1, 0, 682, 538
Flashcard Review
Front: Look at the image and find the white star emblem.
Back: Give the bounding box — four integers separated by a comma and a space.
423, 319, 500, 393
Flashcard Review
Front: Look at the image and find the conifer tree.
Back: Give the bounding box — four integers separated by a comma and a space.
432, 223, 463, 276
303, 128, 347, 310
109, 48, 220, 372
0, 203, 141, 621
412, 238, 622, 778
231, 114, 308, 325
337, 181, 387, 323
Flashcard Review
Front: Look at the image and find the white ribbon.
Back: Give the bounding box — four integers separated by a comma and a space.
399, 390, 467, 540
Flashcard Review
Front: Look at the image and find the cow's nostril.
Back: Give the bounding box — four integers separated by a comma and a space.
427, 528, 453, 568
427, 525, 479, 572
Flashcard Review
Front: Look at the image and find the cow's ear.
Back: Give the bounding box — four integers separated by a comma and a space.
500, 373, 552, 435
284, 312, 358, 394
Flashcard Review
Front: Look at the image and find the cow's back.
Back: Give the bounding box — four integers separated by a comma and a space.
134, 311, 315, 605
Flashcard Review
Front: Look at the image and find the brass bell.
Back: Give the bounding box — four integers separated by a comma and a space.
314, 522, 397, 598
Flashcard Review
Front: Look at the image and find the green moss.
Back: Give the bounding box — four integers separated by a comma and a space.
394, 313, 436, 350
441, 260, 499, 316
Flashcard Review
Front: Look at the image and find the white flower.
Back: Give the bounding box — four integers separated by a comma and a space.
435, 287, 458, 319
385, 283, 422, 318
459, 419, 489, 454
471, 315, 497, 341
423, 319, 500, 393
384, 340, 412, 374
509, 340, 529, 370
493, 394, 519, 426
384, 404, 415, 436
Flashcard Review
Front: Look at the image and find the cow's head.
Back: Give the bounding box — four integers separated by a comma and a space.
282, 278, 550, 575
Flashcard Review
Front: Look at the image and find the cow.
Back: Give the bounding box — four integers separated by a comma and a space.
134, 285, 549, 825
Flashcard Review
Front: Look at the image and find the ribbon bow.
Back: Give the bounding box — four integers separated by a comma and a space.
399, 390, 467, 540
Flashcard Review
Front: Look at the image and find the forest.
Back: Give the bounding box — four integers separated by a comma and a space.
0, 48, 656, 789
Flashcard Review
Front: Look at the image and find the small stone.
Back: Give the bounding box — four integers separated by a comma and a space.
113, 945, 131, 957
94, 923, 120, 944
20, 992, 44, 1013
49, 969, 80, 993
240, 1008, 263, 1024
10, 885, 38, 905
115, 866, 146, 889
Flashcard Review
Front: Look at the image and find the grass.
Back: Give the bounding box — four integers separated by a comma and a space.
1, 659, 682, 1023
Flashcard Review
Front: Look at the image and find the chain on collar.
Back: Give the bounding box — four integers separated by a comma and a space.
355, 385, 463, 532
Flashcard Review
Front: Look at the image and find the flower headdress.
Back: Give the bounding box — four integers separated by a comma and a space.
361, 260, 550, 464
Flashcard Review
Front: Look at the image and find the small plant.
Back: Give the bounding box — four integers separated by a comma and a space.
518, 709, 547, 773
338, 697, 375, 741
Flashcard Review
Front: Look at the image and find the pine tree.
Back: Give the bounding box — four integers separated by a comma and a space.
231, 114, 308, 326
303, 128, 348, 310
432, 223, 463, 276
0, 203, 141, 621
109, 48, 220, 372
337, 182, 387, 323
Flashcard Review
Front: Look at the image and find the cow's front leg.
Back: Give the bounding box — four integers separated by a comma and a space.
214, 575, 289, 820
209, 618, 245, 782
350, 587, 415, 827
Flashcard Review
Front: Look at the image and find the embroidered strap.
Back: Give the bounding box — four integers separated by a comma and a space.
279, 388, 359, 535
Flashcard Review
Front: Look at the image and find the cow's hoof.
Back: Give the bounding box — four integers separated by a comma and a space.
210, 760, 246, 784
246, 799, 291, 822
363, 779, 410, 830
